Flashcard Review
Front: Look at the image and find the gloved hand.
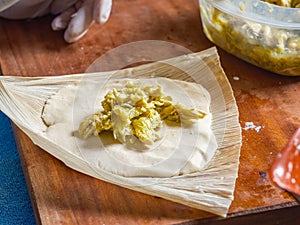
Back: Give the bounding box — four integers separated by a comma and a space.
0, 0, 112, 43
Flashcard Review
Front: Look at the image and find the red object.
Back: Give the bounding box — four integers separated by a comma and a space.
270, 127, 300, 196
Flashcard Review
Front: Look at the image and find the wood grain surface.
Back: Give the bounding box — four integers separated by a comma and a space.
0, 0, 300, 224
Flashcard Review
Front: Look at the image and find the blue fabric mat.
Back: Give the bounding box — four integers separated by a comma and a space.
0, 111, 36, 225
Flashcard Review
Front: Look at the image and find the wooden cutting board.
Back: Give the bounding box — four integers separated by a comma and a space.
0, 0, 300, 224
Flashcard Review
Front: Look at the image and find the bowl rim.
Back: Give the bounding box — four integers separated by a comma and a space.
200, 0, 300, 29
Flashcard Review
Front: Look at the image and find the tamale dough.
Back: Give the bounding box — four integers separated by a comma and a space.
42, 77, 218, 177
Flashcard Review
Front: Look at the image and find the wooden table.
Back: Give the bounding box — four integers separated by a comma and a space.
0, 0, 300, 224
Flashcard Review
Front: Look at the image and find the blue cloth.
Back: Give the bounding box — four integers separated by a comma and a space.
0, 111, 36, 225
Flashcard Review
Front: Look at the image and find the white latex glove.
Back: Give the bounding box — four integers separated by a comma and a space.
0, 0, 112, 43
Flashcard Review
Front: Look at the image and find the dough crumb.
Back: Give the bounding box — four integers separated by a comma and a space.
242, 122, 264, 132
233, 76, 240, 81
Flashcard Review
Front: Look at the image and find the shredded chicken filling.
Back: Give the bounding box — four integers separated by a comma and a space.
78, 82, 206, 145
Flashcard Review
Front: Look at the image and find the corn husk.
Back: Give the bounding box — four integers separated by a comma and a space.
0, 47, 241, 217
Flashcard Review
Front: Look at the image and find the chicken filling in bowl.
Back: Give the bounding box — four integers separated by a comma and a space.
262, 0, 300, 7
200, 0, 300, 75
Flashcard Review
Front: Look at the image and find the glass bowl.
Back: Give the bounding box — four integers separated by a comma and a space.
199, 0, 300, 76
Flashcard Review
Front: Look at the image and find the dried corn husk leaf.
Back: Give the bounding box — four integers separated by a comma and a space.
0, 47, 241, 217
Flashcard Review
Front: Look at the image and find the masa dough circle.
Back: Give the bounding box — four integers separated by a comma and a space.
42, 77, 217, 177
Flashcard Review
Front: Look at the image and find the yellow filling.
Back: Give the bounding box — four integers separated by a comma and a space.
262, 0, 300, 8
201, 0, 300, 75
78, 82, 206, 145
